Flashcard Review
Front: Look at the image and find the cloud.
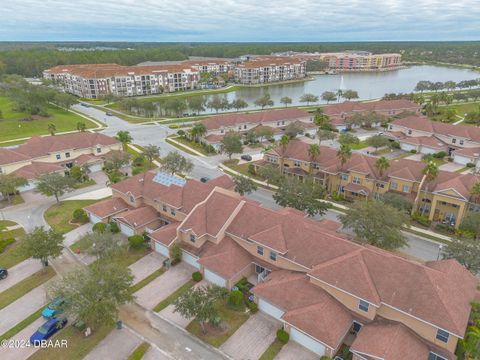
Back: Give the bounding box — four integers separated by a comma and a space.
2, 0, 479, 41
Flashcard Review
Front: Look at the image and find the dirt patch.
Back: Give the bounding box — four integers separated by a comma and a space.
201, 321, 229, 337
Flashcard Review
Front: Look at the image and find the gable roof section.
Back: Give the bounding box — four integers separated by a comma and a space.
84, 197, 131, 219
0, 148, 30, 165
150, 221, 180, 246
13, 161, 64, 180
115, 206, 159, 228
249, 224, 288, 253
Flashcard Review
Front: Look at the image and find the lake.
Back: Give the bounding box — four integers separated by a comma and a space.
149, 65, 480, 115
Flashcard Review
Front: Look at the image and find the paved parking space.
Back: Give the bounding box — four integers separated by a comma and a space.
220, 312, 280, 360
405, 154, 422, 161
275, 341, 318, 360
0, 258, 43, 293
134, 262, 193, 310
84, 327, 142, 360
439, 162, 465, 172
3, 316, 45, 360
129, 252, 165, 285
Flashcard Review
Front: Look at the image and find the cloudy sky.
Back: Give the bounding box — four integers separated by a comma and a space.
2, 0, 479, 42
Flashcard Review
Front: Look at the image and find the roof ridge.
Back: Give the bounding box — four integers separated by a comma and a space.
358, 251, 381, 304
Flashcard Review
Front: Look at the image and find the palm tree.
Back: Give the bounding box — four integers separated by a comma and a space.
115, 130, 133, 151
336, 144, 352, 167
413, 161, 439, 216
470, 182, 480, 203
460, 326, 480, 360
336, 89, 344, 103
308, 144, 320, 175
375, 156, 390, 177
76, 122, 86, 132
47, 123, 56, 136
279, 135, 290, 174
190, 123, 207, 142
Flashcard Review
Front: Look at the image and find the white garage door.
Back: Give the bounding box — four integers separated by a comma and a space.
258, 299, 285, 320
155, 242, 170, 257
120, 223, 135, 237
204, 269, 227, 287
182, 251, 200, 269
89, 163, 103, 173
420, 146, 437, 155
290, 327, 326, 356
18, 182, 36, 193
89, 213, 103, 224
400, 143, 417, 152
454, 155, 471, 165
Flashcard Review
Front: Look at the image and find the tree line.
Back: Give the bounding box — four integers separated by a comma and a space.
414, 79, 480, 92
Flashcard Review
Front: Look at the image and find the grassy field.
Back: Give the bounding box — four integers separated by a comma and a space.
28, 323, 113, 360
0, 266, 55, 310
0, 221, 27, 269
350, 140, 370, 150
0, 97, 97, 142
153, 280, 194, 312
165, 137, 202, 156
44, 199, 101, 234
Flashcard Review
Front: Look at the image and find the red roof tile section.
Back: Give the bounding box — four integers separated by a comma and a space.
13, 162, 64, 180
150, 222, 180, 246
84, 197, 131, 219
115, 206, 159, 228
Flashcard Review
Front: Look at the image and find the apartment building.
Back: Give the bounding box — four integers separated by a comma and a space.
182, 59, 233, 75
0, 132, 121, 190
388, 116, 480, 167
234, 56, 307, 84
200, 108, 316, 150
323, 99, 421, 131
84, 170, 477, 359
43, 63, 199, 98
258, 140, 480, 227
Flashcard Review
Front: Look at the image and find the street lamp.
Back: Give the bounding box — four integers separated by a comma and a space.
436, 244, 443, 261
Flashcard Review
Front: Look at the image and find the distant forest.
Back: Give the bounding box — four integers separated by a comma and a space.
0, 41, 479, 77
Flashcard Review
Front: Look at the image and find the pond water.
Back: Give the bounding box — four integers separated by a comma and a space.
147, 65, 480, 115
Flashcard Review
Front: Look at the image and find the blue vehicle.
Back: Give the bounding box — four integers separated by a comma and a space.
42, 297, 65, 319
30, 317, 67, 345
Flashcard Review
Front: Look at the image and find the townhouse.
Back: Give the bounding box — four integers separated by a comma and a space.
323, 99, 421, 131
43, 63, 199, 98
200, 108, 316, 150
258, 140, 480, 227
387, 116, 480, 167
234, 56, 307, 84
0, 132, 121, 190
85, 170, 477, 359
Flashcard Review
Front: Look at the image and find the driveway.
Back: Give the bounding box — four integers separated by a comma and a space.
220, 312, 280, 360
405, 153, 422, 161
84, 328, 142, 360
3, 316, 45, 360
129, 252, 165, 285
0, 258, 43, 293
143, 346, 174, 360
275, 341, 318, 360
439, 162, 465, 172
135, 262, 193, 310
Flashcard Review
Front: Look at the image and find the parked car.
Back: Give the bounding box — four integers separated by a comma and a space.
0, 267, 8, 280
200, 177, 211, 183
80, 103, 90, 107
105, 112, 113, 116
30, 317, 67, 345
241, 154, 252, 161
42, 297, 65, 319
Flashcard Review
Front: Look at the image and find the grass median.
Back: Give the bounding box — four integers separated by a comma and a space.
128, 341, 151, 360
44, 199, 100, 234
153, 280, 194, 312
259, 339, 285, 360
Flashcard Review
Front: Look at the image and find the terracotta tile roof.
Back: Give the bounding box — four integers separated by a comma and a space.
0, 148, 30, 165
197, 236, 252, 278
115, 206, 159, 229
238, 57, 304, 68
14, 133, 119, 159
400, 136, 446, 149
204, 134, 224, 143
13, 161, 64, 180
453, 146, 480, 158
344, 183, 371, 195
249, 224, 288, 254
431, 172, 480, 199
324, 100, 419, 117
202, 108, 311, 131
150, 222, 179, 246
84, 197, 131, 219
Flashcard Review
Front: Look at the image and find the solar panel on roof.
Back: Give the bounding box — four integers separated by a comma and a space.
152, 171, 187, 187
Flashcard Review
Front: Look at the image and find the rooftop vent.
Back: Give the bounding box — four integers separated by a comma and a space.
153, 171, 187, 187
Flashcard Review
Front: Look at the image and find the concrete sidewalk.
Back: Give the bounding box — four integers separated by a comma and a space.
64, 187, 112, 201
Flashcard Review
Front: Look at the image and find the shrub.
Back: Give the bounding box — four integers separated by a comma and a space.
92, 222, 107, 233
412, 212, 431, 227
389, 141, 400, 149
247, 301, 258, 313
331, 191, 344, 202
467, 162, 476, 168
409, 149, 417, 154
276, 329, 289, 344
433, 151, 447, 159
128, 234, 145, 249
177, 129, 185, 137
72, 208, 89, 223
228, 290, 244, 309
192, 271, 203, 282
320, 357, 333, 360
132, 166, 144, 176
435, 223, 456, 234
109, 221, 120, 233
235, 277, 249, 293
169, 242, 182, 265
0, 238, 14, 253
248, 164, 256, 175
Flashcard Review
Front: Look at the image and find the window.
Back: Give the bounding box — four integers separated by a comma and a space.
452, 138, 456, 144
56, 154, 61, 160
402, 185, 410, 193
436, 329, 449, 343
65, 152, 70, 158
376, 183, 385, 188
408, 130, 412, 135
270, 251, 277, 261
390, 181, 398, 190
389, 125, 393, 130
352, 176, 361, 184
428, 352, 447, 360
162, 205, 167, 212
358, 300, 369, 312
341, 174, 349, 181
257, 246, 264, 256
190, 234, 196, 242
129, 195, 135, 203
294, 161, 301, 167
339, 185, 345, 193
171, 209, 176, 216
460, 139, 464, 145
96, 147, 101, 153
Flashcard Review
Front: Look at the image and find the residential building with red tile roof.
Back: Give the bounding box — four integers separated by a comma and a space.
234, 56, 306, 84
258, 139, 480, 228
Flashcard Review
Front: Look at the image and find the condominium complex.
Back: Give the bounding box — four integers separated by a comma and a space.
258, 140, 480, 227
43, 63, 200, 98
234, 56, 307, 84
85, 170, 477, 360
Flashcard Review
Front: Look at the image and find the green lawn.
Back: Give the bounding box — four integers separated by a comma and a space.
128, 342, 151, 360
44, 199, 101, 234
0, 96, 97, 141
28, 323, 113, 360
0, 308, 43, 341
153, 280, 194, 312
169, 136, 216, 156
223, 159, 268, 183
0, 221, 27, 269
113, 247, 152, 268
259, 339, 285, 360
0, 266, 55, 310
350, 140, 370, 150
165, 137, 200, 156
186, 301, 250, 347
